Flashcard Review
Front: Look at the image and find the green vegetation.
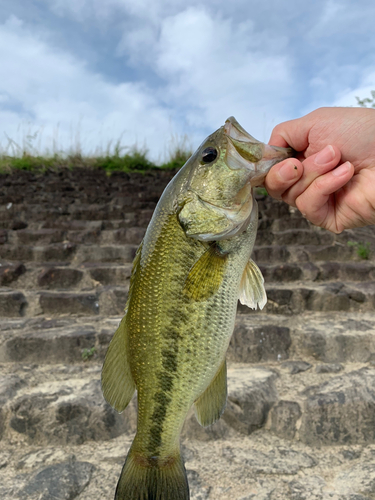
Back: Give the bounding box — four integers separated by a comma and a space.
81, 346, 97, 361
0, 136, 193, 174
355, 90, 375, 108
256, 187, 268, 196
347, 240, 371, 260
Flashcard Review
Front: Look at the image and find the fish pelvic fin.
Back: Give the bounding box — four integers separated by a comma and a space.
194, 359, 227, 427
101, 317, 136, 413
115, 446, 189, 500
183, 244, 228, 301
239, 258, 267, 310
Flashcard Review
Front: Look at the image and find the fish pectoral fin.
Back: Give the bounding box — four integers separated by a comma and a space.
101, 317, 136, 413
183, 244, 228, 301
239, 258, 267, 310
194, 359, 227, 427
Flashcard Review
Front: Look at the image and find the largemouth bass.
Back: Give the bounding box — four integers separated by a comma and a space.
102, 117, 293, 499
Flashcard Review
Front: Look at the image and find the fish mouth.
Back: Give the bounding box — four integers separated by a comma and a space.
224, 116, 295, 186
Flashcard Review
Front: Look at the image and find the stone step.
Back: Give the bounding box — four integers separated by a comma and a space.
0, 262, 133, 290
1, 279, 373, 320
2, 311, 374, 366
4, 225, 337, 248
2, 356, 373, 451
0, 362, 277, 447
253, 242, 365, 263
232, 312, 375, 364
0, 243, 137, 264
0, 285, 129, 318
255, 228, 335, 246
4, 226, 146, 246
259, 261, 375, 282
241, 281, 375, 315
0, 241, 370, 276
1, 358, 375, 499
2, 261, 374, 296
1, 430, 374, 500
269, 364, 375, 447
0, 213, 150, 231
0, 203, 156, 223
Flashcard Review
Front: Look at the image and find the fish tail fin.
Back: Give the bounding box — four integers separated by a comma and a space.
115, 445, 189, 500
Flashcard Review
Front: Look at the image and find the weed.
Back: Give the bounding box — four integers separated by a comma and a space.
0, 143, 192, 174
356, 90, 375, 109
256, 187, 268, 197
357, 242, 371, 260
347, 240, 371, 260
82, 346, 97, 361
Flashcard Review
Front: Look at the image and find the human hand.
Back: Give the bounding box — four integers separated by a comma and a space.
264, 107, 375, 233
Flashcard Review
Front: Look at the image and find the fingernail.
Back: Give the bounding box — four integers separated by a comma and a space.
278, 161, 300, 182
332, 161, 351, 177
315, 145, 335, 165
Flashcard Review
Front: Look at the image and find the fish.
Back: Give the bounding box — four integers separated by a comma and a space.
101, 117, 293, 500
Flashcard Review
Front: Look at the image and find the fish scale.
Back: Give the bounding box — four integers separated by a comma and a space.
101, 117, 294, 499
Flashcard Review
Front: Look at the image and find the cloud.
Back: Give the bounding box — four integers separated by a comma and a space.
0, 14, 179, 160
153, 7, 292, 140
2, 0, 375, 160
332, 70, 375, 107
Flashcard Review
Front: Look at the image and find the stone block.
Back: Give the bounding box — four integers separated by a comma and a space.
88, 265, 132, 286
73, 245, 137, 264
4, 326, 97, 363
16, 229, 65, 245
228, 323, 291, 363
66, 229, 102, 244
34, 243, 77, 262
98, 287, 128, 315
0, 291, 27, 317
0, 229, 7, 244
7, 378, 136, 445
300, 367, 375, 445
0, 263, 26, 285
37, 267, 83, 289
112, 227, 146, 244
252, 245, 291, 264
260, 263, 304, 282
20, 461, 95, 500
270, 400, 301, 440
296, 316, 375, 363
39, 292, 99, 315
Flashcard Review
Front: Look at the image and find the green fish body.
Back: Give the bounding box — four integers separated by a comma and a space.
102, 117, 293, 499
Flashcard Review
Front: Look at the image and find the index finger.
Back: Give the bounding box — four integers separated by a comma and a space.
268, 116, 312, 152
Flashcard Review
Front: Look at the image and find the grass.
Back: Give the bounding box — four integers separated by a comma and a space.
347, 241, 371, 260
0, 134, 193, 174
0, 148, 192, 174
81, 346, 97, 361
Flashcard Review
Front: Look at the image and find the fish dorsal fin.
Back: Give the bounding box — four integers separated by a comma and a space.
239, 258, 267, 310
183, 245, 228, 301
101, 317, 136, 413
194, 359, 227, 427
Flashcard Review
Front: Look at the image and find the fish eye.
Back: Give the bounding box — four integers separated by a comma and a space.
201, 147, 218, 164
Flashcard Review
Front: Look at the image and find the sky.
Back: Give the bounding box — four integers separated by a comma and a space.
1, 0, 375, 162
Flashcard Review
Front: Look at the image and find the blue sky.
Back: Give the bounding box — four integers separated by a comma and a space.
1, 0, 375, 161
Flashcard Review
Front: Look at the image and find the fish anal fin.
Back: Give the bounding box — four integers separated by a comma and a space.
101, 317, 136, 413
239, 258, 267, 310
194, 359, 227, 427
183, 245, 228, 301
